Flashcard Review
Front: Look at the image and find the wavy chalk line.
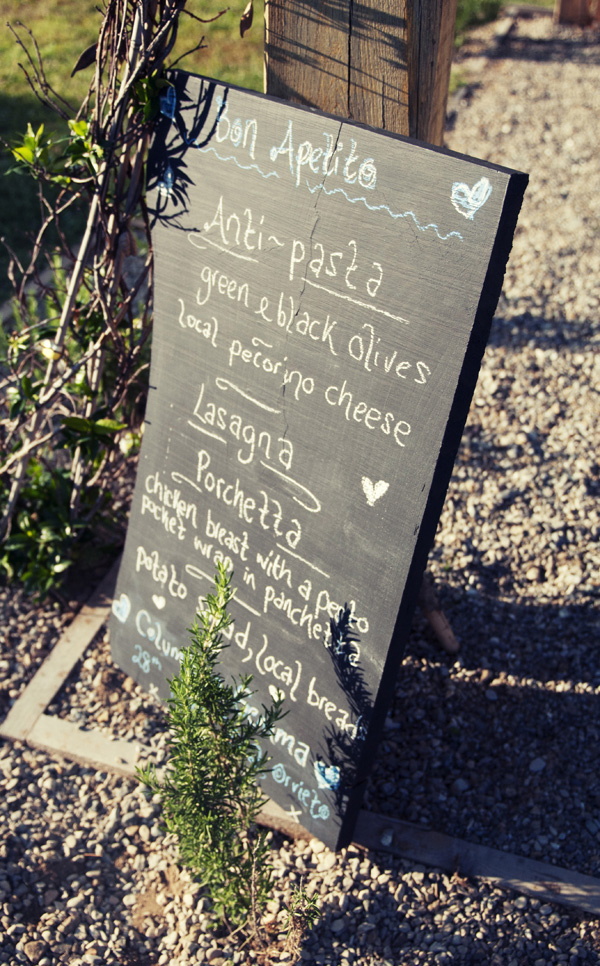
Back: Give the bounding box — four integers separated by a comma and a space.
195, 144, 280, 180
194, 144, 463, 241
305, 180, 464, 241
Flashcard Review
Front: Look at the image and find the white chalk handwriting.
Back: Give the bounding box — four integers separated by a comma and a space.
254, 634, 303, 702
324, 380, 411, 447
135, 610, 183, 663
347, 322, 431, 384
214, 97, 258, 160
141, 472, 198, 540
135, 545, 188, 599
194, 264, 250, 309
177, 298, 219, 345
189, 381, 294, 470
228, 336, 315, 403
270, 121, 376, 192
289, 237, 382, 300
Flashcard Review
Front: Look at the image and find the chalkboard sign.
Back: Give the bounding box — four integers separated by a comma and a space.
109, 72, 527, 849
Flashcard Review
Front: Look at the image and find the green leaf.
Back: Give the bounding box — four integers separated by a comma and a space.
68, 118, 90, 138
93, 417, 126, 434
53, 560, 72, 574
21, 375, 33, 399
12, 144, 35, 165
9, 398, 24, 419
62, 415, 92, 432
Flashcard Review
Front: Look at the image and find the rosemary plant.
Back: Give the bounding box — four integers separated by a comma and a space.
137, 563, 286, 937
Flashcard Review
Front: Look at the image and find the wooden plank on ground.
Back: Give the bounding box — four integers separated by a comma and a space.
258, 799, 314, 842
353, 810, 600, 915
0, 561, 118, 742
27, 713, 144, 777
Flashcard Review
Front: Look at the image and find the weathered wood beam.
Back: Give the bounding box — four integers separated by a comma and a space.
0, 562, 117, 743
554, 0, 593, 25
264, 0, 457, 145
406, 0, 458, 144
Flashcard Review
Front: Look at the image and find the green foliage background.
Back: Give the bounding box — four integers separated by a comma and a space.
0, 0, 265, 303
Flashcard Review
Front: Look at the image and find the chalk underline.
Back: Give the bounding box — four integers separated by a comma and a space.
215, 377, 281, 414
187, 234, 411, 325
187, 232, 259, 263
303, 278, 411, 325
261, 462, 321, 514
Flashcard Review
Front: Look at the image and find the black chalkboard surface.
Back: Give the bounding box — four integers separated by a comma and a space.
109, 72, 527, 849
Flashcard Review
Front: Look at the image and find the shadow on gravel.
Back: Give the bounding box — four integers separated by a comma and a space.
0, 790, 161, 966
489, 310, 599, 353
295, 853, 597, 965
488, 308, 600, 352
461, 28, 600, 67
367, 585, 600, 880
279, 584, 600, 964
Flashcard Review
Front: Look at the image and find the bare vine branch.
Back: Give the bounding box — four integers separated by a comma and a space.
1, 0, 224, 573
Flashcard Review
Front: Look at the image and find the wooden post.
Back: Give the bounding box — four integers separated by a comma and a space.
406, 0, 459, 145
264, 0, 458, 145
554, 0, 599, 23
264, 1, 461, 654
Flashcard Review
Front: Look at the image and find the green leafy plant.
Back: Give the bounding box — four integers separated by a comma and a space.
0, 455, 121, 595
1, 2, 205, 593
282, 888, 321, 956
1, 248, 134, 595
0, 460, 75, 592
1, 1, 264, 597
137, 564, 290, 942
455, 0, 504, 40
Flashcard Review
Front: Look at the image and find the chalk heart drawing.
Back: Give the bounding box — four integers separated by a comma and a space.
451, 176, 492, 220
112, 593, 131, 624
362, 476, 389, 507
152, 594, 166, 610
269, 684, 285, 702
314, 760, 341, 790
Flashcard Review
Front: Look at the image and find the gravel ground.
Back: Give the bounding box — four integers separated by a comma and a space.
2, 11, 600, 966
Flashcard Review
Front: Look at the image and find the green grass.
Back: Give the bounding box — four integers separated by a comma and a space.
0, 1, 264, 304
455, 0, 554, 41
455, 0, 504, 36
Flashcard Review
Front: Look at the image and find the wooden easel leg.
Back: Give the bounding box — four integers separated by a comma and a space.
418, 571, 460, 655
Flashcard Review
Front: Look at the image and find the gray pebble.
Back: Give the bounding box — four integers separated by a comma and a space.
529, 758, 546, 774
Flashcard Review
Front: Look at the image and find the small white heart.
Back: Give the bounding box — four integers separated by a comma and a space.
268, 684, 285, 702
111, 593, 131, 624
451, 176, 492, 220
361, 476, 389, 507
152, 595, 166, 610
